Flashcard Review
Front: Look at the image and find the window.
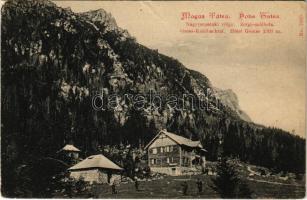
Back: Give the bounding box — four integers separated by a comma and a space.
151, 159, 155, 165
73, 152, 79, 159
152, 148, 157, 154
167, 157, 170, 163
166, 146, 170, 152
171, 157, 174, 163
182, 157, 189, 164
170, 146, 173, 152
160, 147, 164, 153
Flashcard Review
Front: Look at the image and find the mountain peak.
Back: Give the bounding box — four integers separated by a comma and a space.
214, 87, 252, 122
79, 8, 118, 31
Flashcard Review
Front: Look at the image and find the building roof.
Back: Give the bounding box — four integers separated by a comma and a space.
61, 144, 81, 152
163, 131, 202, 148
68, 154, 123, 171
145, 129, 206, 150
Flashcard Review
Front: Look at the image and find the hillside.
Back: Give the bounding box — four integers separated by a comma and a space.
1, 0, 305, 197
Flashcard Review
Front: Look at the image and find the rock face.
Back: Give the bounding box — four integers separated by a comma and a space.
1, 0, 235, 146
214, 88, 252, 122
79, 9, 130, 38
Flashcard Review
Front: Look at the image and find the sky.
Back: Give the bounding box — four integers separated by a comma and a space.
54, 1, 306, 138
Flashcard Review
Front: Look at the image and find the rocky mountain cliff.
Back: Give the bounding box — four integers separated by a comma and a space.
1, 1, 305, 196
2, 0, 243, 144
214, 88, 251, 122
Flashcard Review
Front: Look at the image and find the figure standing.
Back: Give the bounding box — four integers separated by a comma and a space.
181, 181, 188, 195
196, 178, 203, 194
135, 178, 139, 191
111, 182, 117, 194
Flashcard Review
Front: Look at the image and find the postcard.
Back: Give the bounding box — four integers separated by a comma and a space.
1, 0, 306, 198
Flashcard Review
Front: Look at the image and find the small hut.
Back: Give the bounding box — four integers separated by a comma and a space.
58, 144, 81, 159
68, 154, 123, 184
57, 144, 81, 165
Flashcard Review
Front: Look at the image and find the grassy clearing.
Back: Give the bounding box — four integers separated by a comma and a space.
247, 179, 305, 199
91, 175, 218, 199
86, 174, 305, 199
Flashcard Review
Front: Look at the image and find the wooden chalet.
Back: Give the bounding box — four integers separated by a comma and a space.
145, 129, 207, 176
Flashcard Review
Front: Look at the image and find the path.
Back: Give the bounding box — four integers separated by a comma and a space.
247, 178, 304, 187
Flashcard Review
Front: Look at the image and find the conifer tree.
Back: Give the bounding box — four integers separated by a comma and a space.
212, 157, 239, 198
212, 157, 252, 198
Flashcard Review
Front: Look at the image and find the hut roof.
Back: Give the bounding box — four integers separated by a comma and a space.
61, 144, 81, 152
68, 154, 123, 171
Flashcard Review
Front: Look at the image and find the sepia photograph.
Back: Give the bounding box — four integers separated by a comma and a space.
1, 0, 306, 198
